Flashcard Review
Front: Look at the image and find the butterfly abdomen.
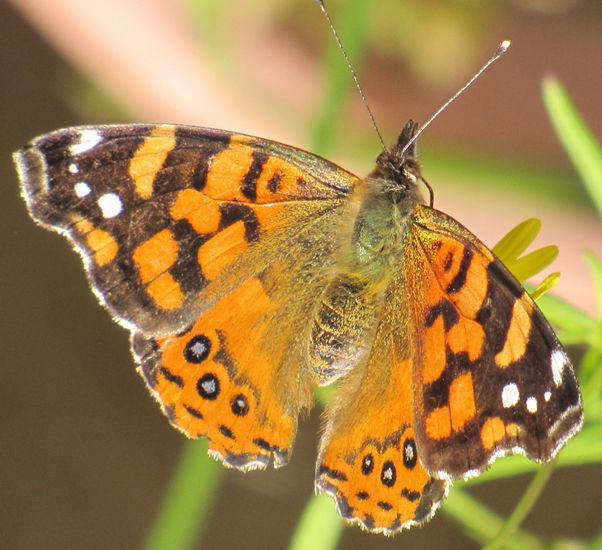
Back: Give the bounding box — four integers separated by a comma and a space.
308, 185, 415, 386
309, 272, 382, 385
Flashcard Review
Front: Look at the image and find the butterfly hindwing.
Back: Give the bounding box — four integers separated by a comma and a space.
407, 205, 583, 478
132, 276, 311, 469
316, 268, 448, 534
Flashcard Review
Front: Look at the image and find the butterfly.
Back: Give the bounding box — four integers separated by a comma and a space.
14, 120, 583, 533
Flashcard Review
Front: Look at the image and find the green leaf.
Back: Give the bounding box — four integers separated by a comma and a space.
492, 218, 541, 265
143, 440, 224, 550
508, 245, 558, 283
529, 291, 598, 345
491, 219, 558, 284
443, 488, 542, 550
583, 251, 602, 319
542, 78, 602, 218
580, 346, 602, 421
531, 271, 559, 302
289, 494, 344, 550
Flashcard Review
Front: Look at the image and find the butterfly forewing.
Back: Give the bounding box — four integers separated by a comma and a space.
15, 124, 359, 336
407, 205, 583, 478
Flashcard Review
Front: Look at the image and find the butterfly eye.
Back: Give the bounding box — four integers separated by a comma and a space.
401, 165, 418, 185
404, 155, 422, 173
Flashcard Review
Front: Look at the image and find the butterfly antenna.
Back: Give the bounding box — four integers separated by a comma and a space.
401, 40, 511, 157
315, 0, 388, 152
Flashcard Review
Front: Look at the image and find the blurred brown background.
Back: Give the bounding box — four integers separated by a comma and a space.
2, 1, 601, 549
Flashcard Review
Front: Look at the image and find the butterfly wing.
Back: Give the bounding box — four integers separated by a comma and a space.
316, 268, 448, 533
15, 124, 363, 469
406, 205, 583, 478
15, 124, 359, 335
132, 276, 305, 469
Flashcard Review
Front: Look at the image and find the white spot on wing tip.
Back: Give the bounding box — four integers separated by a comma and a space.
551, 349, 569, 387
544, 391, 551, 402
526, 396, 538, 413
97, 192, 122, 218
74, 182, 91, 198
69, 129, 102, 155
501, 382, 519, 408
68, 163, 79, 174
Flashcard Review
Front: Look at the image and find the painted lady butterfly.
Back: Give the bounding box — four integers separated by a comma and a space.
14, 118, 583, 533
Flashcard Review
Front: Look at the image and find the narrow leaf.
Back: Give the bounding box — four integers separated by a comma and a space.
492, 218, 541, 265
289, 494, 344, 550
481, 462, 555, 550
509, 245, 558, 282
531, 271, 560, 301
542, 78, 602, 218
443, 489, 542, 550
143, 440, 224, 550
583, 251, 602, 318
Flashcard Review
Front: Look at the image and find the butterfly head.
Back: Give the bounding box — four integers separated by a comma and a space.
372, 120, 433, 207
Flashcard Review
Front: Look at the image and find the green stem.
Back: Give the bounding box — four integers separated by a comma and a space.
481, 461, 556, 550
443, 488, 542, 550
142, 440, 224, 550
288, 494, 344, 550
312, 0, 372, 154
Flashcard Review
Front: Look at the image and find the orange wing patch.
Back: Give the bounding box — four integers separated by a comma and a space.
74, 219, 119, 267
204, 141, 255, 201
86, 229, 118, 266
197, 221, 248, 281
317, 308, 447, 533
129, 124, 177, 199
132, 229, 185, 310
133, 229, 179, 283
170, 189, 221, 234
479, 417, 520, 450
494, 295, 533, 367
134, 277, 303, 469
424, 372, 477, 440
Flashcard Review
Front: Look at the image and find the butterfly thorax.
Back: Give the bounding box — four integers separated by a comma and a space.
307, 122, 425, 386
349, 120, 426, 275
350, 181, 421, 267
